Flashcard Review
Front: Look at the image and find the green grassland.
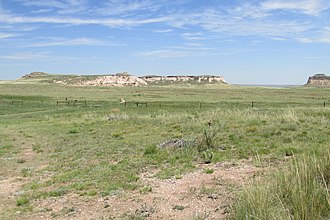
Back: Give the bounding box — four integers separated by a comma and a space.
0, 79, 329, 219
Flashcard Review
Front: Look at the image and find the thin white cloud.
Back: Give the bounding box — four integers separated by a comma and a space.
185, 42, 205, 47
0, 52, 49, 60
134, 45, 256, 58
153, 29, 173, 33
170, 9, 312, 38
17, 0, 66, 9
229, 3, 270, 19
0, 13, 170, 27
16, 0, 88, 14
31, 8, 54, 14
270, 37, 288, 41
261, 0, 330, 16
30, 37, 108, 47
135, 49, 190, 58
0, 32, 18, 39
0, 24, 39, 32
297, 37, 330, 44
0, 0, 329, 44
93, 0, 160, 16
135, 45, 212, 58
297, 27, 330, 43
181, 32, 208, 40
301, 56, 321, 59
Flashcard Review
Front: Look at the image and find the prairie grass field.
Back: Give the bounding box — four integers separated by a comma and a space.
0, 81, 329, 219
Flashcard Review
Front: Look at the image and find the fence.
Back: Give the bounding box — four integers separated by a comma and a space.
56, 100, 87, 107
11, 100, 24, 106
53, 100, 328, 109
120, 101, 329, 109
1, 99, 329, 110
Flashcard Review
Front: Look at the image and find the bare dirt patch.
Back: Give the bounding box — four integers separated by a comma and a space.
20, 161, 261, 220
0, 177, 26, 212
0, 129, 49, 218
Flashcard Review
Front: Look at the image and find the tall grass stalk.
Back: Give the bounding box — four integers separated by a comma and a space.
232, 150, 330, 219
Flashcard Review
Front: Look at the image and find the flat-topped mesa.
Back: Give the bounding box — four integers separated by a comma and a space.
305, 74, 330, 87
21, 72, 49, 79
140, 75, 227, 84
20, 72, 227, 86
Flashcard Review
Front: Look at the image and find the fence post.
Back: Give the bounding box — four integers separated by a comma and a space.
136, 102, 139, 107
125, 102, 127, 107
146, 102, 148, 108
324, 102, 326, 108
252, 102, 254, 108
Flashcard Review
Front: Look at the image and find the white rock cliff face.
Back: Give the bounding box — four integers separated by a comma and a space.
305, 74, 330, 87
77, 75, 148, 87
140, 75, 226, 84
20, 72, 227, 86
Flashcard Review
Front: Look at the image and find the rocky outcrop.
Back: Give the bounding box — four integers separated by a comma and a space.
140, 75, 226, 84
20, 72, 227, 86
305, 74, 330, 87
76, 75, 147, 87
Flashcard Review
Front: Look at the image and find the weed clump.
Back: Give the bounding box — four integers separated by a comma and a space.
68, 128, 79, 134
202, 150, 214, 164
32, 144, 43, 153
140, 185, 152, 194
21, 168, 32, 177
197, 128, 218, 152
144, 145, 157, 155
16, 197, 29, 206
111, 132, 123, 139
173, 205, 186, 211
203, 168, 214, 174
17, 158, 26, 164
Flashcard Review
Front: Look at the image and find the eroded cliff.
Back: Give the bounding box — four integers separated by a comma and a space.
305, 74, 330, 87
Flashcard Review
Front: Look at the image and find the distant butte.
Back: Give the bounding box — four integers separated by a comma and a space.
305, 74, 330, 87
20, 72, 227, 87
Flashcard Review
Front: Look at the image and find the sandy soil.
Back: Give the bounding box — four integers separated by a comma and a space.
5, 161, 261, 220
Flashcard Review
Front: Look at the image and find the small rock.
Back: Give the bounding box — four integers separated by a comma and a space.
218, 145, 226, 150
207, 194, 218, 200
14, 191, 25, 196
158, 138, 196, 148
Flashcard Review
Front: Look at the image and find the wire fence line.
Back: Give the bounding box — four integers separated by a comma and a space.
121, 101, 328, 109
1, 99, 329, 110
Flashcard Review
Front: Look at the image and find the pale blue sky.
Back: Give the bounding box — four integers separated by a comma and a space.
0, 0, 329, 84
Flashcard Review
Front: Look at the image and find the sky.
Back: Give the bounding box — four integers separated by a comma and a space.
0, 0, 329, 84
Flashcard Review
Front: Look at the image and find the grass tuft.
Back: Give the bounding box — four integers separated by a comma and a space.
231, 150, 330, 219
144, 145, 157, 155
16, 197, 30, 206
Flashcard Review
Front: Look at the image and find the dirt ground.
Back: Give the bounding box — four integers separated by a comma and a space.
1, 157, 261, 220
0, 129, 262, 219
